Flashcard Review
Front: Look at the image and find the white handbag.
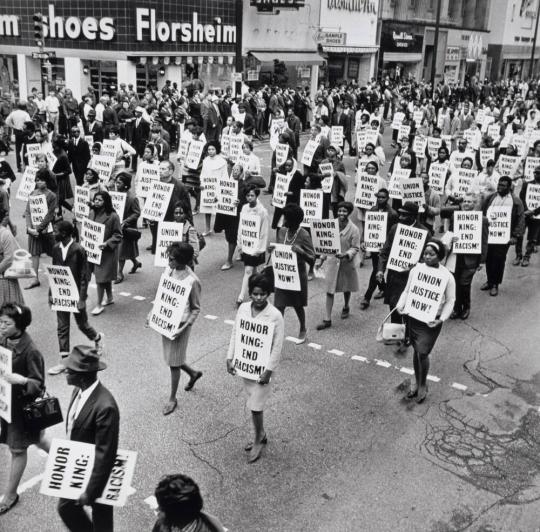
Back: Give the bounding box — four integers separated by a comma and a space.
4, 249, 37, 279
376, 308, 406, 343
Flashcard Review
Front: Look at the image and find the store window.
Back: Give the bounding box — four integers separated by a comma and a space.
347, 58, 360, 80
328, 57, 345, 84
89, 61, 118, 96
136, 64, 159, 95
48, 58, 66, 92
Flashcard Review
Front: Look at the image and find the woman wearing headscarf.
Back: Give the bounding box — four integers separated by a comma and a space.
396, 240, 455, 403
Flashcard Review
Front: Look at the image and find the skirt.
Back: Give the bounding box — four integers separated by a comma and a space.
119, 237, 139, 261
28, 232, 54, 257
242, 378, 272, 412
214, 213, 239, 244
241, 252, 265, 267
408, 317, 443, 355
0, 417, 43, 450
56, 175, 73, 202
0, 278, 24, 307
162, 324, 191, 367
325, 257, 359, 294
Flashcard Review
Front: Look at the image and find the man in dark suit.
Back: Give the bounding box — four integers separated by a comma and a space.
202, 94, 222, 142
58, 346, 119, 532
67, 127, 91, 186
131, 106, 150, 171
85, 110, 104, 145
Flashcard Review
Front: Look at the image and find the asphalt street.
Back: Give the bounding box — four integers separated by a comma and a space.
1, 129, 540, 532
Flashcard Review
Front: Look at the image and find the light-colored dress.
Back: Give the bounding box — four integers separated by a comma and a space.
227, 301, 284, 412
324, 220, 360, 294
0, 226, 24, 306
162, 267, 201, 367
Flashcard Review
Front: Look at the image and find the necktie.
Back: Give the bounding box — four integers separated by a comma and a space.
67, 390, 81, 436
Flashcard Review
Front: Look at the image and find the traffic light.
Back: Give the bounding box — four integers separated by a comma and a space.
41, 61, 50, 81
33, 13, 44, 48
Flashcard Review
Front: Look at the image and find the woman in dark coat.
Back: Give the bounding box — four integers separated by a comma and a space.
0, 304, 49, 515
89, 191, 122, 315
51, 137, 73, 217
114, 172, 141, 283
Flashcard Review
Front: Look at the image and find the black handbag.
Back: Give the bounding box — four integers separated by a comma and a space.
23, 391, 63, 432
261, 257, 275, 293
197, 231, 206, 251
123, 227, 142, 241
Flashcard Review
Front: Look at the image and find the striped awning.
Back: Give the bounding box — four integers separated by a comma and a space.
128, 55, 235, 65
321, 45, 378, 54
383, 52, 423, 63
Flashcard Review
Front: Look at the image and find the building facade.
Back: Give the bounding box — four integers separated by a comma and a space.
487, 0, 540, 80
0, 1, 239, 100
379, 0, 491, 84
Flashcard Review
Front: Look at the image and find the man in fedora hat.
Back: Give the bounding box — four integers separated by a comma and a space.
57, 345, 119, 532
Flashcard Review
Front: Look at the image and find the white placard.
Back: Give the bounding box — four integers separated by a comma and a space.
525, 184, 540, 219
101, 140, 117, 159
487, 205, 512, 244
215, 175, 239, 217
155, 222, 183, 267
272, 173, 293, 209
45, 148, 57, 169
365, 129, 379, 146
29, 194, 52, 232
301, 139, 319, 167
26, 143, 43, 168
221, 133, 230, 157
310, 219, 340, 255
0, 347, 12, 423
413, 109, 424, 124
16, 167, 37, 201
364, 212, 388, 252
232, 317, 275, 381
109, 191, 127, 220
403, 263, 450, 323
513, 135, 529, 158
524, 157, 540, 181
400, 177, 425, 211
200, 169, 219, 214
455, 168, 477, 198
149, 271, 193, 339
271, 244, 300, 291
453, 211, 482, 254
229, 134, 244, 163
300, 189, 323, 227
40, 438, 137, 507
135, 161, 159, 198
487, 124, 501, 141
413, 136, 427, 158
398, 124, 411, 140
185, 139, 205, 170
356, 130, 367, 152
81, 218, 105, 265
90, 155, 115, 183
177, 138, 190, 162
428, 162, 448, 195
479, 148, 496, 169
498, 154, 521, 178
427, 137, 443, 160
239, 212, 261, 255
387, 224, 428, 272
74, 186, 91, 222
142, 182, 173, 222
354, 172, 378, 209
330, 126, 344, 146
475, 108, 486, 125
275, 143, 289, 166
389, 168, 411, 199
46, 265, 80, 313
84, 135, 94, 146
269, 119, 285, 151
391, 111, 404, 130
319, 162, 334, 194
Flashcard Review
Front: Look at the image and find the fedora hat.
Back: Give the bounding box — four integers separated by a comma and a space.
398, 201, 420, 215
66, 345, 106, 373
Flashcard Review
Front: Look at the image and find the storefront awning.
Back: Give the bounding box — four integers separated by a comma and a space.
127, 54, 235, 65
250, 51, 324, 65
321, 45, 378, 54
383, 52, 422, 63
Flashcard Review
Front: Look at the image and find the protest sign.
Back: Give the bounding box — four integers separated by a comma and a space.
487, 205, 512, 244
453, 211, 482, 254
221, 132, 230, 157
149, 270, 193, 339
101, 140, 117, 159
479, 148, 495, 169
387, 224, 428, 272
232, 317, 275, 381
526, 184, 540, 219
177, 138, 190, 162
0, 347, 12, 423
475, 108, 486, 125
45, 148, 57, 169
135, 161, 159, 197
40, 438, 137, 507
331, 126, 344, 146
481, 115, 495, 133
354, 172, 378, 209
513, 135, 529, 157
272, 173, 293, 209
229, 134, 244, 163
498, 154, 521, 178
529, 129, 540, 146
455, 168, 477, 198
271, 244, 300, 291
29, 194, 52, 232
16, 167, 37, 201
391, 111, 404, 130
428, 162, 448, 194
365, 129, 379, 146
364, 212, 388, 252
413, 109, 424, 123
269, 118, 286, 150
413, 136, 427, 158
388, 168, 410, 199
74, 186, 91, 222
142, 182, 173, 222
90, 154, 115, 183
275, 143, 289, 167
356, 130, 366, 152
185, 139, 205, 170
81, 218, 105, 265
154, 222, 183, 267
26, 143, 43, 167
300, 189, 323, 227
487, 124, 501, 140
310, 219, 340, 255
427, 137, 443, 160
524, 157, 540, 181
319, 162, 334, 194
109, 191, 127, 219
403, 263, 451, 323
400, 178, 425, 211
46, 265, 80, 312
301, 139, 319, 167
85, 135, 94, 146
200, 169, 220, 214
239, 213, 261, 255
215, 175, 238, 217
398, 124, 411, 140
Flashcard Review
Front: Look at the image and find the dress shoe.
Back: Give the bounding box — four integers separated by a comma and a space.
316, 320, 332, 330
480, 282, 491, 291
489, 286, 498, 296
129, 260, 142, 274
450, 310, 460, 319
373, 290, 385, 300
521, 256, 530, 267
360, 299, 370, 310
460, 308, 470, 320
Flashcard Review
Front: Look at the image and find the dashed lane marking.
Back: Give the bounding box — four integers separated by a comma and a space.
205, 314, 218, 320
451, 382, 468, 391
308, 342, 322, 350
328, 349, 344, 356
133, 295, 146, 301
224, 319, 235, 325
375, 359, 392, 368
351, 355, 369, 363
400, 367, 414, 375
427, 375, 441, 383
18, 474, 43, 494
119, 292, 131, 297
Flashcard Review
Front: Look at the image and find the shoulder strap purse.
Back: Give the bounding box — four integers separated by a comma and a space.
376, 308, 406, 344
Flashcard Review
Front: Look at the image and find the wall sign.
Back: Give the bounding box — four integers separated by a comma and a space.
250, 0, 306, 12
314, 31, 346, 46
327, 0, 377, 13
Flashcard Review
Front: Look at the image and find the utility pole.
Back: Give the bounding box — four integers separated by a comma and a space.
234, 0, 243, 96
529, 1, 540, 79
430, 0, 442, 89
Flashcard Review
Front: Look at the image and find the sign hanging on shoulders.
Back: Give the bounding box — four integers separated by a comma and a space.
0, 347, 12, 423
310, 219, 340, 255
364, 211, 388, 253
141, 182, 173, 222
299, 189, 323, 227
271, 244, 300, 291
46, 265, 80, 313
487, 205, 512, 244
215, 175, 239, 217
387, 223, 428, 272
453, 211, 482, 254
81, 218, 105, 265
155, 222, 183, 267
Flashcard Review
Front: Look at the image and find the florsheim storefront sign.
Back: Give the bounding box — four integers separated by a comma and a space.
0, 1, 236, 51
